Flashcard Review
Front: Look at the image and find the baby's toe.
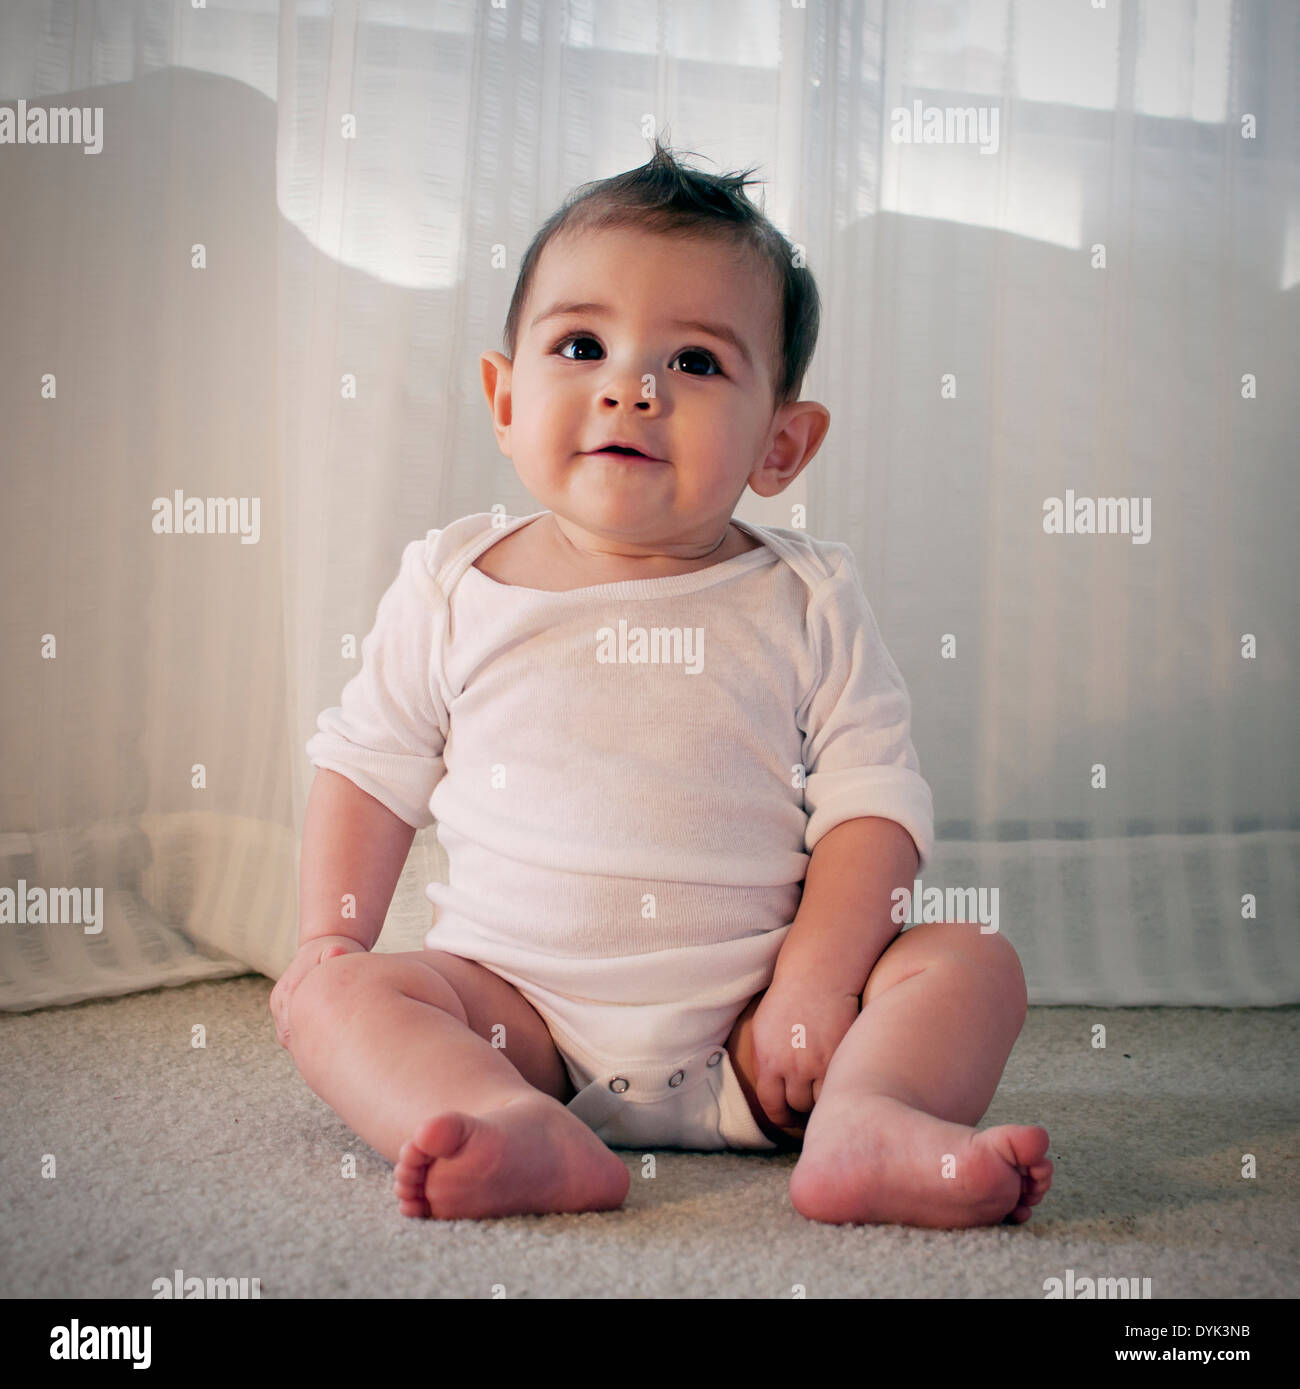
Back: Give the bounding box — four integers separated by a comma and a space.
393, 1173, 426, 1199
397, 1135, 432, 1166
393, 1134, 438, 1216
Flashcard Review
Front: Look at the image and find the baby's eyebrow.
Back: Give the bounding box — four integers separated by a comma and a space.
530, 300, 752, 371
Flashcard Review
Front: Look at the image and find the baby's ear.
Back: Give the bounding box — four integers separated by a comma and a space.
480, 351, 514, 439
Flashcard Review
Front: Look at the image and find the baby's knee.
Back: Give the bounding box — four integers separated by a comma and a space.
977, 930, 1027, 1017
288, 949, 373, 1038
290, 949, 471, 1039
912, 922, 1027, 1016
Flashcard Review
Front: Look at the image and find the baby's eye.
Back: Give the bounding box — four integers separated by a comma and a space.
671, 348, 722, 377
554, 335, 603, 361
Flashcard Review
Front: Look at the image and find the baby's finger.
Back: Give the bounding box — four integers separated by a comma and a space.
784, 1072, 816, 1116
755, 1070, 798, 1127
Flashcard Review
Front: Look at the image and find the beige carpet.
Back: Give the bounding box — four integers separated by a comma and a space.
1, 976, 1296, 1299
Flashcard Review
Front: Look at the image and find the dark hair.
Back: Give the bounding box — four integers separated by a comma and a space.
502, 134, 820, 408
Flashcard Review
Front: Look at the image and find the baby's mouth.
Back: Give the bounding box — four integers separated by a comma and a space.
586, 445, 665, 462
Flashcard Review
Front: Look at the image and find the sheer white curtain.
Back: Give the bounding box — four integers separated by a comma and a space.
1, 0, 1296, 1010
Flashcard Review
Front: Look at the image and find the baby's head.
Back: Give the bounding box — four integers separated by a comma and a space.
480, 136, 831, 558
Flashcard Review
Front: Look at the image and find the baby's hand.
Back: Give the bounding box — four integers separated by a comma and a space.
269, 935, 367, 1050
749, 977, 861, 1129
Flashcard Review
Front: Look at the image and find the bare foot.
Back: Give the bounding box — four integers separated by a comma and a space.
788, 1092, 1053, 1228
391, 1093, 630, 1220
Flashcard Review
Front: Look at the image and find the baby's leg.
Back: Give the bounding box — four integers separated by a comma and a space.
286, 949, 629, 1219
788, 922, 1052, 1228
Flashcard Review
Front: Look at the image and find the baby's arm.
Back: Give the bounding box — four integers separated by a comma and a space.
298, 767, 417, 953
270, 769, 416, 1048
748, 817, 920, 1126
772, 815, 920, 996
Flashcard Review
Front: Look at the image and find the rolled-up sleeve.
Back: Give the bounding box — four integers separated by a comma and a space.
305, 535, 449, 829
800, 549, 935, 872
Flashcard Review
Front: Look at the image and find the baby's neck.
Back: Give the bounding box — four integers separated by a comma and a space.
541, 514, 754, 584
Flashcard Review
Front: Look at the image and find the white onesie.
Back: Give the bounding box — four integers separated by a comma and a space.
306, 509, 935, 1151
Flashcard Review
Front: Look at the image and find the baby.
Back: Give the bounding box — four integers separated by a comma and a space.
270, 138, 1052, 1228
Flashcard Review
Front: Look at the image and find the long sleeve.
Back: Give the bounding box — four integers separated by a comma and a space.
305, 535, 449, 829
799, 547, 935, 871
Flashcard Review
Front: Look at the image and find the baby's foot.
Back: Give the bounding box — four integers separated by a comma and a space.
789, 1092, 1052, 1229
391, 1092, 630, 1220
